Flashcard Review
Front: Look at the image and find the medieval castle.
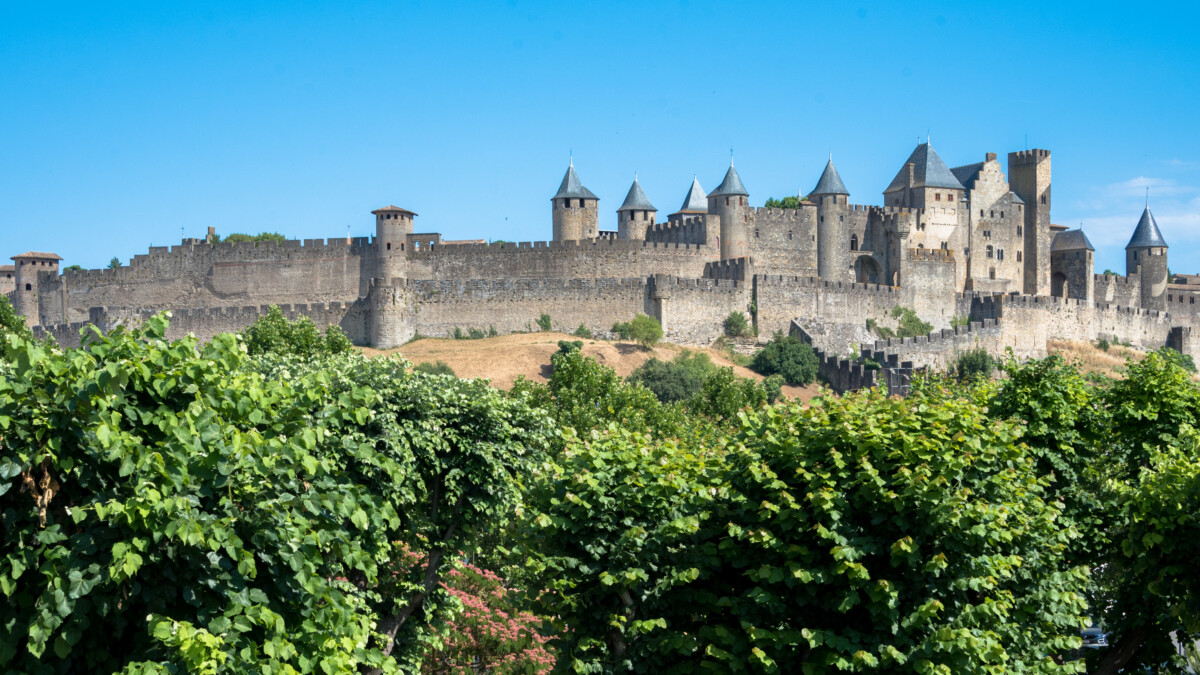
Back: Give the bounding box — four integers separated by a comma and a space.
5, 142, 1197, 387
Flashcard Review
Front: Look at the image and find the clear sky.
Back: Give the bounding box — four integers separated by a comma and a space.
2, 1, 1197, 275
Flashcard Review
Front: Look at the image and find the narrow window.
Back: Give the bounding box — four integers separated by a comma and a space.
980, 209, 984, 217
1017, 251, 1022, 262
986, 245, 994, 258
918, 243, 925, 249
25, 283, 32, 290
990, 210, 995, 218
386, 242, 391, 250
725, 197, 730, 206
850, 234, 858, 251
1041, 195, 1046, 204
1017, 225, 1023, 236
936, 193, 942, 201
1000, 211, 1004, 218
755, 229, 759, 239
1169, 295, 1174, 302
788, 230, 793, 240
990, 267, 996, 279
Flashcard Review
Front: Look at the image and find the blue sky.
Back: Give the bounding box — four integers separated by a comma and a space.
2, 1, 1197, 275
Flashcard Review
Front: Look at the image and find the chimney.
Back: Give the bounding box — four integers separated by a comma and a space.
986, 152, 997, 162
206, 226, 216, 243
906, 163, 915, 188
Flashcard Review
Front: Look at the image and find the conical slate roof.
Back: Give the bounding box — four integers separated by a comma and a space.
1126, 206, 1168, 249
676, 177, 708, 213
1052, 228, 1095, 252
811, 158, 849, 195
885, 143, 966, 192
551, 162, 599, 201
708, 162, 748, 197
618, 177, 656, 212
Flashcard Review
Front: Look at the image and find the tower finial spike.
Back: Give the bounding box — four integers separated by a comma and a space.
569, 149, 573, 168
730, 147, 734, 167
1146, 185, 1150, 208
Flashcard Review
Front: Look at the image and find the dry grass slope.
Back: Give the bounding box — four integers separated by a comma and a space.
1046, 340, 1144, 379
360, 331, 822, 402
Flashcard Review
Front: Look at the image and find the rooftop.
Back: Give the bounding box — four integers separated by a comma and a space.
371, 205, 418, 216
617, 177, 656, 212
552, 162, 599, 201
1126, 206, 1168, 248
11, 251, 63, 261
810, 158, 849, 196
674, 177, 708, 213
708, 162, 748, 197
1051, 228, 1095, 252
886, 143, 966, 192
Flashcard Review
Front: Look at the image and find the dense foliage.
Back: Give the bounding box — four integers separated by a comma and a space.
763, 196, 803, 209
412, 360, 455, 376
612, 314, 663, 349
239, 305, 354, 357
949, 346, 996, 381
0, 317, 551, 673
0, 296, 31, 342
215, 232, 287, 244
723, 311, 751, 338
749, 333, 820, 385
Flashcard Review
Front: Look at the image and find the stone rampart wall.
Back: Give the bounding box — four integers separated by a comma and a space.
755, 275, 903, 338
655, 276, 751, 345
748, 206, 819, 276
406, 239, 713, 281
863, 319, 1004, 371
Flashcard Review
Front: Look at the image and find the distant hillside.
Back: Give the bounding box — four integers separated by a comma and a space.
361, 332, 823, 401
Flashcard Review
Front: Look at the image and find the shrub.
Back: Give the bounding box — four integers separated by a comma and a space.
686, 366, 768, 419
222, 232, 286, 244
724, 311, 752, 338
1097, 338, 1111, 352
240, 305, 354, 357
453, 326, 496, 340
750, 334, 819, 385
866, 318, 894, 340
413, 360, 456, 376
615, 314, 662, 349
951, 315, 970, 329
557, 340, 583, 354
628, 351, 718, 403
892, 305, 933, 338
535, 313, 552, 332
1159, 346, 1198, 373
950, 346, 995, 381
761, 374, 785, 403
572, 324, 592, 339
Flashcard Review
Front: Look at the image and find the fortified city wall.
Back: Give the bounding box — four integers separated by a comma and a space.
406, 238, 714, 281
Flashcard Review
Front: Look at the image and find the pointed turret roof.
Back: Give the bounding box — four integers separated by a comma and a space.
675, 177, 708, 213
708, 162, 748, 197
551, 162, 599, 201
1126, 206, 1168, 249
618, 177, 656, 212
885, 143, 966, 193
811, 158, 849, 196
1052, 228, 1095, 252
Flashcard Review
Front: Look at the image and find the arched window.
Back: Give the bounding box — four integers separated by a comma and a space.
25, 283, 32, 291
386, 242, 391, 250
850, 235, 858, 251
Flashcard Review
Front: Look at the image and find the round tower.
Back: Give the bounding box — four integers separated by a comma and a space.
811, 157, 851, 282
551, 161, 599, 241
1125, 205, 1168, 311
617, 175, 657, 240
10, 252, 60, 328
372, 205, 415, 284
707, 160, 750, 260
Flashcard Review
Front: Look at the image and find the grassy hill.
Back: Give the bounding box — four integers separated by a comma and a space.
361, 332, 823, 402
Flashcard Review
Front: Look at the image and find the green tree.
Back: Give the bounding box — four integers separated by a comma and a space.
239, 305, 354, 356
0, 316, 551, 673
749, 333, 819, 385
948, 346, 995, 381
107, 257, 121, 269
62, 264, 82, 272
536, 313, 552, 332
627, 350, 718, 403
723, 310, 752, 338
763, 196, 802, 209
891, 305, 933, 338
222, 232, 287, 244
614, 314, 663, 349
0, 295, 31, 343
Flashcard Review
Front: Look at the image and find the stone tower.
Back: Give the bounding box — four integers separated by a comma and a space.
372, 205, 415, 284
551, 161, 599, 242
1125, 205, 1169, 311
1050, 228, 1095, 301
811, 157, 851, 282
10, 252, 60, 327
1008, 149, 1052, 296
707, 160, 750, 260
617, 176, 657, 240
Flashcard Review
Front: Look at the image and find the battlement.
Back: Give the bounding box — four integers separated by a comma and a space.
1009, 149, 1052, 164
1095, 273, 1136, 287
752, 205, 815, 222
704, 257, 750, 281
754, 274, 900, 295
907, 248, 954, 262
867, 318, 1000, 353
406, 237, 709, 257
652, 274, 746, 292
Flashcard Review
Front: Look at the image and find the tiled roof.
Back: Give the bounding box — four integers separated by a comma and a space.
11, 251, 62, 260
885, 143, 966, 192
1052, 228, 1095, 252
811, 158, 849, 195
1126, 206, 1168, 248
618, 177, 656, 211
708, 162, 748, 197
371, 205, 418, 216
552, 163, 599, 200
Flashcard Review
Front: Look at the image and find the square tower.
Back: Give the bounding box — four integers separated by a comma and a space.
1008, 149, 1052, 296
